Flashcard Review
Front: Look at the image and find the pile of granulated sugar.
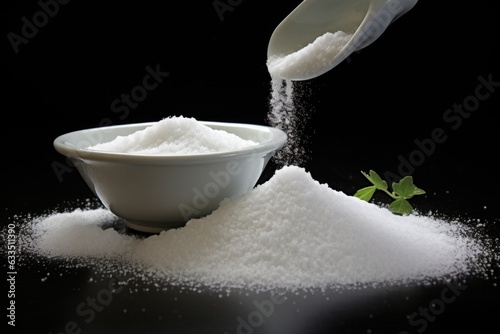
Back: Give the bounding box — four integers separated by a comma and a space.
16, 166, 495, 292
267, 31, 353, 80
87, 115, 258, 154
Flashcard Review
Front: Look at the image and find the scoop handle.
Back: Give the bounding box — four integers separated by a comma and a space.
354, 0, 419, 50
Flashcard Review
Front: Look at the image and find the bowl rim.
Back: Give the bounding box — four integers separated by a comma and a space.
53, 120, 287, 164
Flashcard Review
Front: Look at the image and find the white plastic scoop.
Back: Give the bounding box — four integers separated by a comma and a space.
267, 0, 418, 81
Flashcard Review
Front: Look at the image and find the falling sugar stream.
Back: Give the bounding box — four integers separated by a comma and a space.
266, 31, 353, 167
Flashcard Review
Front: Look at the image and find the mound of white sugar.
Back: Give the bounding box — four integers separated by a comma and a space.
267, 31, 353, 80
31, 208, 137, 259
15, 166, 494, 292
87, 116, 258, 154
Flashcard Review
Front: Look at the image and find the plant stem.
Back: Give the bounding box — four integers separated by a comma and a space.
380, 188, 398, 200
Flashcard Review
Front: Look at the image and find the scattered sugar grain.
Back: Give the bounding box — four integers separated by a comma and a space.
87, 115, 258, 155
267, 78, 307, 166
12, 166, 498, 293
267, 77, 315, 167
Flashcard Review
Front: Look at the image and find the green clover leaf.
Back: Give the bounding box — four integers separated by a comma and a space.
353, 186, 377, 201
354, 170, 426, 215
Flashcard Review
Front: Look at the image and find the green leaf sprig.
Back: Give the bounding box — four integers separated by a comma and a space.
354, 170, 426, 215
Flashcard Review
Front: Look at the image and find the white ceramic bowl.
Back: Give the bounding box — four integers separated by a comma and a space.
53, 121, 287, 233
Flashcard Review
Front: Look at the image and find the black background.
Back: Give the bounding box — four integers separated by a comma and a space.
1, 1, 500, 333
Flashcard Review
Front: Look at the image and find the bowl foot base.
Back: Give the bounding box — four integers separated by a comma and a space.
124, 219, 185, 234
